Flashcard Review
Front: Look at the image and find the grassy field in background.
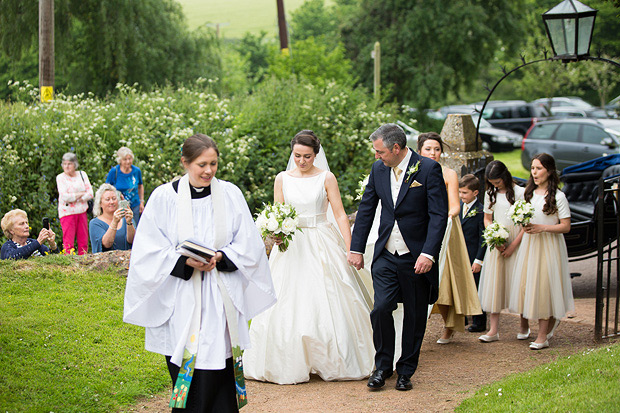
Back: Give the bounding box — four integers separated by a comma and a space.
492, 149, 529, 180
177, 0, 308, 38
0, 255, 169, 412
457, 343, 620, 412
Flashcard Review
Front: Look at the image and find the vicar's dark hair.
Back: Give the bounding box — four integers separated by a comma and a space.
485, 160, 515, 209
459, 174, 480, 192
370, 123, 406, 150
417, 132, 448, 153
524, 153, 559, 215
290, 130, 321, 154
182, 133, 219, 163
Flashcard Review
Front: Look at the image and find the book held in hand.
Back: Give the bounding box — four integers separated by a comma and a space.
176, 239, 216, 264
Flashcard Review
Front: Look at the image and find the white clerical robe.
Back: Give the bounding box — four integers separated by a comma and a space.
124, 180, 276, 370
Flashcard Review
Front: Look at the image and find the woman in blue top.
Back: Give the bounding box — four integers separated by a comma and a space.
1, 209, 58, 259
89, 184, 136, 253
105, 147, 144, 224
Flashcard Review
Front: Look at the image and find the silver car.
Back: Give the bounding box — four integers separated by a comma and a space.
521, 118, 620, 171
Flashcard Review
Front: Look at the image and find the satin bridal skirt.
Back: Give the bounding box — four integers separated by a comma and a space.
509, 232, 574, 320
244, 222, 374, 384
478, 222, 522, 313
432, 217, 482, 331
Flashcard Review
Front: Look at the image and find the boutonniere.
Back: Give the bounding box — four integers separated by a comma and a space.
465, 208, 478, 218
405, 161, 420, 183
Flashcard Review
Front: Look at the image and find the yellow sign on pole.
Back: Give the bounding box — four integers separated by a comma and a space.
41, 86, 54, 103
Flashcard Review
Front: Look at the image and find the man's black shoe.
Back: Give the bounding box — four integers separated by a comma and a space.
467, 324, 486, 333
395, 374, 412, 391
367, 370, 392, 389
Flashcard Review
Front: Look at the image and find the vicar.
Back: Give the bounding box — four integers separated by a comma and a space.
348, 123, 447, 391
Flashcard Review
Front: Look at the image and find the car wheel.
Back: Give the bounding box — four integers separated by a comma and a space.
481, 141, 490, 151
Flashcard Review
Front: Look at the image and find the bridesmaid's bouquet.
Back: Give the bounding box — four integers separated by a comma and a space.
482, 221, 510, 250
508, 200, 534, 226
255, 202, 301, 252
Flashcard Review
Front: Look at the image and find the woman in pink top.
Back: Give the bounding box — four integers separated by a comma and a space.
56, 152, 94, 254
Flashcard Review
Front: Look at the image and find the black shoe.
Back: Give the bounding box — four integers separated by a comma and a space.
367, 369, 392, 389
395, 374, 412, 391
467, 324, 486, 333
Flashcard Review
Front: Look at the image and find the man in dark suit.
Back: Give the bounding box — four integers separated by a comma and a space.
348, 124, 447, 391
458, 174, 487, 332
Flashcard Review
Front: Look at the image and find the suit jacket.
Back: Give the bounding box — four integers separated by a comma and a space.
351, 149, 448, 298
460, 200, 486, 265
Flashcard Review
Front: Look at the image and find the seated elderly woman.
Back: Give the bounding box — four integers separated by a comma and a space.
1, 209, 58, 259
89, 183, 136, 253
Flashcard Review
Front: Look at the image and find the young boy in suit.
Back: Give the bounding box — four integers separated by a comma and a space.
459, 174, 487, 332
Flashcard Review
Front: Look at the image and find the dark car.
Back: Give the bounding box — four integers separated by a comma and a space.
521, 118, 620, 171
434, 104, 523, 152
478, 100, 549, 136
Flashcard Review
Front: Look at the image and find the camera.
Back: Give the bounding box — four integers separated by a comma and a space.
119, 200, 130, 210
42, 217, 50, 230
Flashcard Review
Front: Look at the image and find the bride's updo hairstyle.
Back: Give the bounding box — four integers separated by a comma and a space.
182, 133, 219, 163
291, 130, 321, 154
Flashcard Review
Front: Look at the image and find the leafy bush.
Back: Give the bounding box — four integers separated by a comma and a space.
1, 77, 398, 248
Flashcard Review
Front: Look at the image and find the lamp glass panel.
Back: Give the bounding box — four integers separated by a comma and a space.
547, 18, 576, 56
577, 16, 594, 55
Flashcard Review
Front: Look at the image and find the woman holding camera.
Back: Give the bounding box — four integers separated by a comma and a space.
1, 209, 58, 259
89, 183, 135, 253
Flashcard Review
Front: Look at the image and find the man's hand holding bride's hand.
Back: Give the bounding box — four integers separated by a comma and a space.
347, 252, 364, 270
414, 255, 433, 274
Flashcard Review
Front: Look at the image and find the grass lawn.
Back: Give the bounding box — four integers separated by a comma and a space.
0, 255, 169, 412
492, 149, 529, 180
457, 342, 620, 411
177, 0, 310, 38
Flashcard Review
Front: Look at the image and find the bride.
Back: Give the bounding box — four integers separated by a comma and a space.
244, 130, 375, 384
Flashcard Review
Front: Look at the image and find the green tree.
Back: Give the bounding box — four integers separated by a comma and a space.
268, 37, 356, 86
235, 31, 274, 86
290, 0, 338, 45
0, 0, 222, 96
340, 0, 528, 107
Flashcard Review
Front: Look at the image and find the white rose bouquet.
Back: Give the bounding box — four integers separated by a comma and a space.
508, 199, 534, 226
355, 174, 369, 201
255, 202, 301, 252
482, 221, 510, 250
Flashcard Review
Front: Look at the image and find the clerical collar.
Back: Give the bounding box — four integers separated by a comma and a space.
172, 180, 211, 199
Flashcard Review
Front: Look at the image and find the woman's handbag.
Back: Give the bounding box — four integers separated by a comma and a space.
79, 171, 94, 215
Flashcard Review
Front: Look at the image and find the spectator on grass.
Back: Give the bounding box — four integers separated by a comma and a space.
1, 209, 58, 259
89, 184, 135, 253
105, 147, 145, 225
57, 152, 93, 255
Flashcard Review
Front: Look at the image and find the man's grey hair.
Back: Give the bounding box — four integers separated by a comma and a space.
370, 123, 407, 150
61, 152, 79, 169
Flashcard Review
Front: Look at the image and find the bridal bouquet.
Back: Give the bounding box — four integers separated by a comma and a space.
255, 202, 301, 252
508, 199, 534, 226
482, 221, 510, 250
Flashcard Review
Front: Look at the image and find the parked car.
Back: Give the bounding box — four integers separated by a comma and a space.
550, 106, 610, 119
434, 104, 523, 152
477, 100, 548, 136
606, 95, 620, 117
396, 120, 420, 148
521, 118, 620, 171
533, 96, 595, 110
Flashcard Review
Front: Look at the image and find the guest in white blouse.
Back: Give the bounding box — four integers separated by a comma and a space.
56, 152, 93, 254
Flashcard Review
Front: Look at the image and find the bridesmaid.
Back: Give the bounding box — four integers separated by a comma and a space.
478, 161, 528, 343
417, 132, 482, 343
509, 153, 573, 350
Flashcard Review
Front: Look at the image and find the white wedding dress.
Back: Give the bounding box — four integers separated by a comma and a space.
244, 171, 375, 384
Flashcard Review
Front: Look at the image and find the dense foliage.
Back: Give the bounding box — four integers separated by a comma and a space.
0, 78, 399, 246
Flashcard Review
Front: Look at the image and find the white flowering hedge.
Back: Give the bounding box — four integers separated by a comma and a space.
1, 77, 399, 244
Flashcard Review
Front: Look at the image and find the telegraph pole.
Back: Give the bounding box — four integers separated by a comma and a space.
372, 42, 381, 100
276, 0, 289, 56
39, 0, 54, 103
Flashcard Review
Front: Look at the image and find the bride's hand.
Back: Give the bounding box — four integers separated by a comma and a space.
272, 234, 284, 246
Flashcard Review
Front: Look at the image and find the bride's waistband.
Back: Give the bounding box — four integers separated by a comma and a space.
297, 213, 328, 228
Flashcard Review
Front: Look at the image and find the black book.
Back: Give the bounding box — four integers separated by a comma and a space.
176, 239, 216, 264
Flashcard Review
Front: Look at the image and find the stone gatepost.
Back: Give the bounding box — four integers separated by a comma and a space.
439, 114, 493, 178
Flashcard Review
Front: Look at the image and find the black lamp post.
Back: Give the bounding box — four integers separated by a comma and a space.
542, 0, 597, 62
473, 0, 620, 151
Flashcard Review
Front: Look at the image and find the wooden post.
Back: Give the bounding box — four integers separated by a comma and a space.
39, 0, 54, 103
373, 41, 380, 100
276, 0, 289, 56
